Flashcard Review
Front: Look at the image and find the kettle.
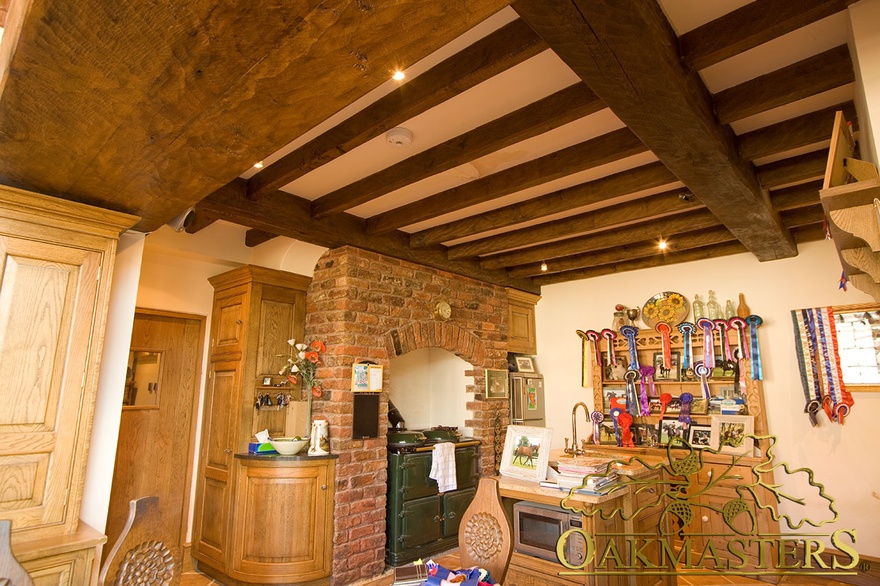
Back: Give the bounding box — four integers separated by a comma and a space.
308, 419, 330, 456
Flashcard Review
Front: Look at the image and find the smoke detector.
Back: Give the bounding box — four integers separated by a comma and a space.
386, 127, 413, 147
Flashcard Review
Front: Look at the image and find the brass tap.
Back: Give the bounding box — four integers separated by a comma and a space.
565, 402, 590, 456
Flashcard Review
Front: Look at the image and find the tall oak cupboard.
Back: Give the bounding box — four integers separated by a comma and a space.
0, 185, 138, 584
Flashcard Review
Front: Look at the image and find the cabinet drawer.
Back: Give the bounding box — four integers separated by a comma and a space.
694, 463, 755, 491
23, 547, 97, 586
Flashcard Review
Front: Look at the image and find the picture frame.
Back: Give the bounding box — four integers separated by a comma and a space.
653, 351, 681, 381
711, 415, 755, 455
602, 387, 626, 412
485, 368, 510, 400
262, 376, 272, 386
688, 424, 712, 449
649, 396, 681, 415
658, 418, 687, 446
691, 397, 709, 415
602, 353, 629, 381
598, 420, 619, 445
351, 362, 383, 392
514, 355, 535, 373
632, 423, 658, 447
499, 425, 552, 481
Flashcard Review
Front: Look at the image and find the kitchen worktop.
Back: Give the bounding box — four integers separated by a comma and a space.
234, 452, 338, 461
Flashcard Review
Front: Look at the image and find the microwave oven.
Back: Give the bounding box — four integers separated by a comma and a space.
512, 501, 588, 565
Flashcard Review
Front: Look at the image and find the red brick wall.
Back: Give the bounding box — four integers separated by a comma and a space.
304, 247, 510, 585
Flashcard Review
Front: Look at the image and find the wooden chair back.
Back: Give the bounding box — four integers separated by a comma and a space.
457, 477, 513, 584
98, 496, 175, 586
0, 520, 34, 586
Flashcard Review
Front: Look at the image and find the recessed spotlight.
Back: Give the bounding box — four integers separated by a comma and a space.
392, 70, 405, 81
254, 161, 264, 169
540, 261, 548, 272
658, 239, 668, 250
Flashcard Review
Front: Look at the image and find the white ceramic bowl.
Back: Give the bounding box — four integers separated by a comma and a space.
269, 437, 308, 455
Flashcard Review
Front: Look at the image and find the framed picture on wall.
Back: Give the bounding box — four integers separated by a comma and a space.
514, 355, 535, 373
653, 352, 680, 381
486, 368, 509, 400
711, 415, 755, 455
499, 425, 552, 481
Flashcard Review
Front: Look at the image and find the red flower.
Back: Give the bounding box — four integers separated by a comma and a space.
311, 386, 323, 397
311, 340, 326, 353
305, 351, 319, 363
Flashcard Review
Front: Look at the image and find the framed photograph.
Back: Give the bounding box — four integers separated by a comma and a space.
602, 353, 630, 381
649, 396, 681, 415
688, 424, 712, 449
602, 386, 626, 411
514, 355, 535, 373
261, 376, 272, 386
680, 366, 698, 382
486, 368, 510, 400
653, 352, 680, 381
500, 425, 552, 481
633, 423, 658, 447
711, 415, 755, 455
691, 397, 709, 415
658, 419, 687, 446
598, 420, 618, 445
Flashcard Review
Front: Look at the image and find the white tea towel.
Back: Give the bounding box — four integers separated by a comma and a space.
429, 442, 457, 493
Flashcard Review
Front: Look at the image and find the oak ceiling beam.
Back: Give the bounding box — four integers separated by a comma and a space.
532, 224, 826, 285
514, 0, 795, 262
245, 229, 279, 248
769, 180, 822, 212
184, 212, 217, 234
479, 209, 720, 270
367, 125, 643, 235
410, 161, 676, 247
247, 17, 544, 201
312, 83, 602, 219
447, 189, 703, 259
738, 102, 857, 162
757, 150, 828, 189
678, 0, 859, 72
198, 179, 539, 294
714, 45, 853, 125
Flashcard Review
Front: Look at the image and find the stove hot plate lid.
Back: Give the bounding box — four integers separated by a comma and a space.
419, 426, 461, 441
387, 430, 426, 445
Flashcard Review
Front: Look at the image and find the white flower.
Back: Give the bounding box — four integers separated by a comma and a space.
295, 343, 308, 351
290, 364, 300, 373
298, 351, 306, 360
287, 339, 296, 346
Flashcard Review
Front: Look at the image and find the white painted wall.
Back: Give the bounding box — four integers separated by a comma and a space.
849, 0, 880, 165
535, 240, 880, 557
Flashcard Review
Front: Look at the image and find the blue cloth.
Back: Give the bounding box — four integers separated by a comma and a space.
423, 565, 493, 586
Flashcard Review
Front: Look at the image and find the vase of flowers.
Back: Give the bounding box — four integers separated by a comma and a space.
279, 339, 326, 418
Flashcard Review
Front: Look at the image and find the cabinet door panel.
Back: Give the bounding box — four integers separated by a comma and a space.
397, 496, 442, 551
210, 286, 247, 358
389, 453, 438, 501
442, 488, 475, 538
0, 236, 102, 539
455, 447, 479, 490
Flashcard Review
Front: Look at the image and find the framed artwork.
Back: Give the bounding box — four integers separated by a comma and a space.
598, 420, 618, 445
691, 398, 709, 415
680, 366, 699, 382
649, 396, 681, 415
262, 376, 272, 386
351, 363, 383, 392
653, 352, 680, 381
602, 387, 626, 411
514, 355, 535, 373
486, 368, 509, 400
633, 423, 658, 447
711, 415, 755, 455
688, 424, 712, 449
499, 425, 552, 481
602, 353, 630, 381
658, 418, 687, 446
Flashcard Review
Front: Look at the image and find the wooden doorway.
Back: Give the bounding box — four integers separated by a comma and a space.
105, 309, 205, 577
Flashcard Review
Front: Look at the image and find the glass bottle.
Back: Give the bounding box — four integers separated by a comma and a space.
725, 299, 735, 319
707, 290, 721, 320
692, 294, 705, 321
612, 310, 627, 332
737, 293, 751, 318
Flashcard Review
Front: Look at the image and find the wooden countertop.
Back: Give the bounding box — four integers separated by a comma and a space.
235, 452, 338, 462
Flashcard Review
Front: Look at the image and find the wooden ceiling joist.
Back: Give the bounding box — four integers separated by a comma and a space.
678, 0, 860, 72
410, 161, 676, 248
757, 150, 829, 189
311, 83, 603, 219
514, 0, 796, 262
366, 125, 643, 235
246, 16, 546, 201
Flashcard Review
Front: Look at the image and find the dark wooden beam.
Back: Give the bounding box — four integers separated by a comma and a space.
410, 161, 676, 247
679, 0, 859, 72
247, 17, 544, 201
479, 209, 720, 269
714, 45, 853, 125
198, 179, 540, 294
184, 209, 218, 234
770, 180, 822, 211
366, 126, 643, 235
757, 150, 828, 189
245, 229, 279, 248
738, 102, 857, 162
448, 189, 703, 259
514, 0, 795, 261
312, 83, 603, 219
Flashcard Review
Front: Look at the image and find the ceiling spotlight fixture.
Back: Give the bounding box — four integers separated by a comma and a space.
386, 127, 413, 147
540, 261, 548, 272
658, 239, 668, 251
392, 70, 405, 81
253, 161, 264, 169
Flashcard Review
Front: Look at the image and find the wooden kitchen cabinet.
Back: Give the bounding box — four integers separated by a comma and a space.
507, 288, 541, 354
192, 265, 319, 583
0, 186, 136, 583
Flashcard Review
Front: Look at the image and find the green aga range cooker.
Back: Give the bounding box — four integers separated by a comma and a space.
386, 427, 480, 566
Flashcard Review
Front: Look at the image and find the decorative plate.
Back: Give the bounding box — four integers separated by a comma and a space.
641, 292, 689, 328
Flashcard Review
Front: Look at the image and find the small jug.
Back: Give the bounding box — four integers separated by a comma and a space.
308, 419, 330, 456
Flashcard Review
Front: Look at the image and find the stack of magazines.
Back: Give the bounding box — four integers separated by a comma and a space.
542, 457, 620, 494
393, 562, 428, 585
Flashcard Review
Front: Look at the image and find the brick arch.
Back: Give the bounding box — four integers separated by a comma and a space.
383, 320, 487, 367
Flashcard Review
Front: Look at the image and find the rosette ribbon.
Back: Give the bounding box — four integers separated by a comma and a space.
678, 392, 693, 426
714, 319, 733, 362
637, 365, 655, 416
745, 315, 764, 380
601, 329, 617, 365
655, 322, 673, 369
624, 369, 641, 417
617, 412, 635, 447
591, 411, 604, 444
728, 317, 750, 360
658, 392, 672, 418
792, 308, 853, 424
694, 361, 712, 400
678, 322, 695, 370
610, 407, 623, 446
585, 330, 602, 366
619, 325, 640, 371
696, 318, 716, 370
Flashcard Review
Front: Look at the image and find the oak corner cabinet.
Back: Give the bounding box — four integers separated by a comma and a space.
192, 265, 336, 585
507, 288, 541, 354
0, 185, 137, 583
